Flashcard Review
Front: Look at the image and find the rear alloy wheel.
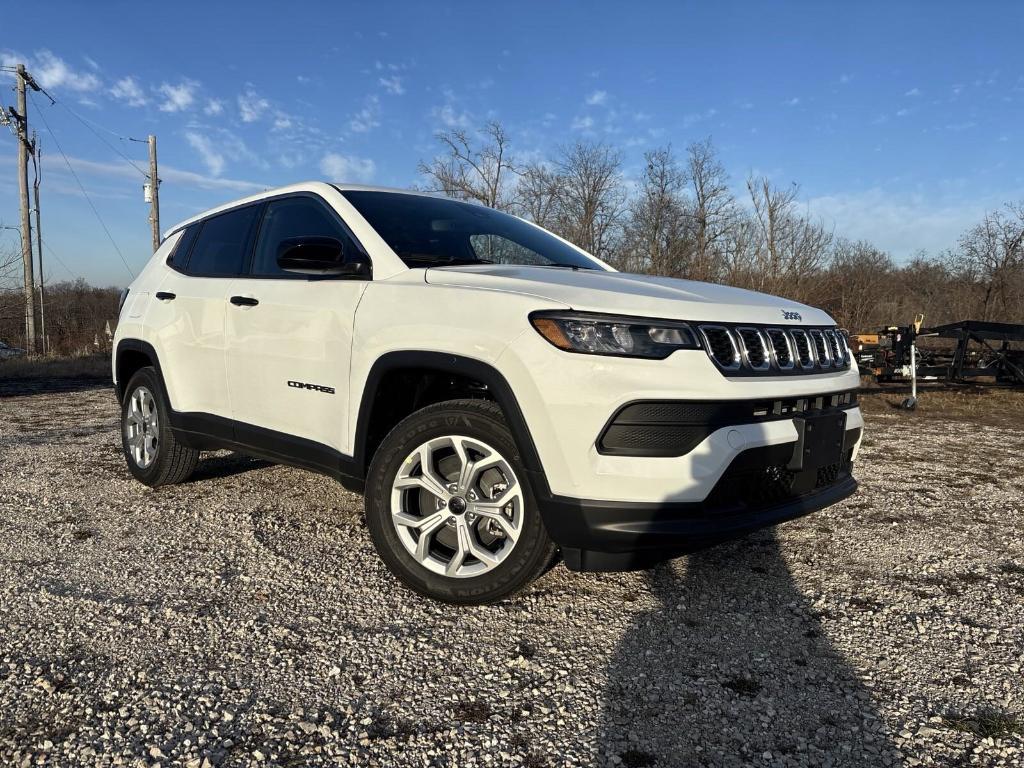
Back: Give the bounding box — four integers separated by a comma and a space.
365, 399, 556, 604
120, 366, 199, 487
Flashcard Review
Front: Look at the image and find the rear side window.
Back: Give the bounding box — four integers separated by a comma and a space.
167, 224, 199, 271
185, 205, 261, 277
251, 196, 357, 276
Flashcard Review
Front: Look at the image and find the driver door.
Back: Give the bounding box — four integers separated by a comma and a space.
223, 194, 369, 456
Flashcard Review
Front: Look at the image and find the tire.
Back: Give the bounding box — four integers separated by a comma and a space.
120, 366, 199, 487
364, 399, 556, 604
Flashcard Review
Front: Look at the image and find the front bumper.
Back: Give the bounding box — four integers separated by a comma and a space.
530, 417, 861, 572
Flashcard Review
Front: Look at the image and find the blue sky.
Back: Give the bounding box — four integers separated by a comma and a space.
1, 0, 1022, 287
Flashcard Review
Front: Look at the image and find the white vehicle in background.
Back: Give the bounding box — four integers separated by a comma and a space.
112, 182, 862, 604
0, 340, 26, 359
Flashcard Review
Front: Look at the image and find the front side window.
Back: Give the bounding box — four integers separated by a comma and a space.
185, 204, 261, 277
251, 196, 357, 276
341, 190, 605, 270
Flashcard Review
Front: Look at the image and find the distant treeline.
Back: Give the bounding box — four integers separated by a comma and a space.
2, 129, 1021, 355
0, 279, 120, 357
419, 124, 1024, 330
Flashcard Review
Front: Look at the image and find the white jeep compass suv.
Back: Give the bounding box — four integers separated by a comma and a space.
113, 182, 862, 603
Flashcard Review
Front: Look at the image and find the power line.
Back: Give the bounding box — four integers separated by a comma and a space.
41, 237, 79, 280
51, 99, 149, 179
28, 90, 136, 280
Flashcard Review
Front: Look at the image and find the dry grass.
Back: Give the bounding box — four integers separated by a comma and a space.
858, 376, 1024, 428
0, 353, 110, 381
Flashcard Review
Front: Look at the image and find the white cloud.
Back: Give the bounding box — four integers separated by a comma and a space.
157, 80, 197, 112
570, 115, 594, 131
379, 75, 404, 95
350, 95, 382, 132
807, 188, 996, 260
272, 113, 293, 130
839, 73, 852, 84
185, 132, 225, 176
110, 76, 147, 107
32, 50, 100, 92
682, 108, 717, 128
204, 98, 224, 116
35, 153, 265, 193
783, 96, 800, 106
896, 108, 910, 117
238, 87, 270, 122
585, 89, 607, 106
905, 87, 921, 97
432, 102, 469, 129
320, 152, 376, 182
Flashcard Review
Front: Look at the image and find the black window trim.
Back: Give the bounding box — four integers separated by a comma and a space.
164, 191, 372, 281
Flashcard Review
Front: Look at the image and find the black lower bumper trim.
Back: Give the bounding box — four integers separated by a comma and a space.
532, 472, 857, 572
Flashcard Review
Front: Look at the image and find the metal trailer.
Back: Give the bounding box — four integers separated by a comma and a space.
917, 320, 1024, 386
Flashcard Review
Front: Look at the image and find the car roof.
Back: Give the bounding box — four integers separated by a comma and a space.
163, 182, 450, 238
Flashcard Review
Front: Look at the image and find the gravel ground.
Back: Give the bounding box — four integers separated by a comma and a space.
1, 381, 1022, 767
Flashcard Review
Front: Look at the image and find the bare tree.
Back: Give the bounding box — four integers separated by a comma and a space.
821, 239, 895, 330
684, 138, 737, 282
745, 175, 833, 301
550, 142, 627, 262
622, 146, 689, 275
417, 120, 518, 210
955, 202, 1024, 320
514, 161, 562, 230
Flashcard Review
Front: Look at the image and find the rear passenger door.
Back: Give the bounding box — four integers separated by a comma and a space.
148, 204, 260, 420
223, 194, 370, 456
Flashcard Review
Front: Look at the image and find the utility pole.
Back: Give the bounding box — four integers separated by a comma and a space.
147, 134, 161, 252
14, 64, 37, 352
33, 131, 47, 355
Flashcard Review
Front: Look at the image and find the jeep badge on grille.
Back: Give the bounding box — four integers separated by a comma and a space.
782, 310, 802, 321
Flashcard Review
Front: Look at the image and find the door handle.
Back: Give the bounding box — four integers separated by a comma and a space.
229, 295, 259, 307
155, 291, 176, 301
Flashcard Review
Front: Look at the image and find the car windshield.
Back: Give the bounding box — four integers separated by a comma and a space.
339, 190, 605, 270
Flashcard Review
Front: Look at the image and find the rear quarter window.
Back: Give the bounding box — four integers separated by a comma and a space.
184, 205, 261, 277
166, 224, 200, 271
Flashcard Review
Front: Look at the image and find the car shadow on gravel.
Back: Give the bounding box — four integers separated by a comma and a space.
186, 453, 273, 483
597, 530, 899, 767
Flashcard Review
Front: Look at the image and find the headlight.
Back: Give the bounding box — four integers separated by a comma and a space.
529, 311, 700, 359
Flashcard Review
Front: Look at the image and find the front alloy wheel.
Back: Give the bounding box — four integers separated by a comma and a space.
365, 399, 556, 604
391, 435, 524, 578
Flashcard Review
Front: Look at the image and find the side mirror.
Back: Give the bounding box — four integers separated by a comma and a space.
276, 236, 371, 278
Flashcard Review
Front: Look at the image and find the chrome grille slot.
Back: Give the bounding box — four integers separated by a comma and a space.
789, 329, 815, 368
736, 327, 771, 371
809, 330, 831, 367
824, 330, 843, 367
699, 326, 740, 370
765, 328, 794, 369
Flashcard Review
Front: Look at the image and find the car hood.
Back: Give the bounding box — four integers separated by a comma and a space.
423, 265, 835, 325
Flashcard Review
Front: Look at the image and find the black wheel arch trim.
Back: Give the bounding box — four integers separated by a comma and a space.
352, 351, 547, 481
114, 338, 165, 405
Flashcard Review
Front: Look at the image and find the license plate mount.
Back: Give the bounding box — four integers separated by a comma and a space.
788, 411, 847, 472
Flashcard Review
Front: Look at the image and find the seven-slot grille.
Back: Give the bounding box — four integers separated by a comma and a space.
697, 324, 850, 375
